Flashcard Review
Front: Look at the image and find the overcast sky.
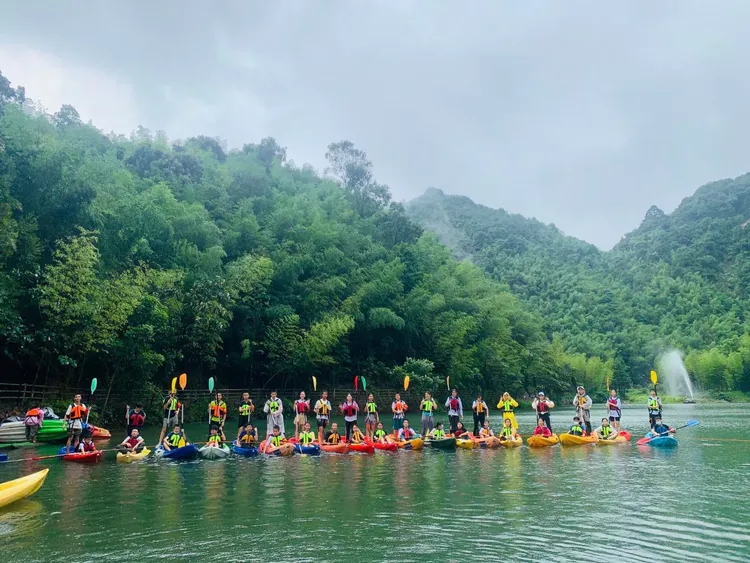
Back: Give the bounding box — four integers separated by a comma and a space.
2, 1, 749, 248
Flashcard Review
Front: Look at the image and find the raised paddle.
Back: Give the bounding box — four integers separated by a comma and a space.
636, 419, 700, 445
208, 377, 215, 426
361, 376, 367, 392
446, 376, 450, 391
179, 373, 187, 424
404, 375, 410, 391
171, 377, 177, 394
354, 376, 359, 392
312, 376, 317, 392
85, 378, 98, 426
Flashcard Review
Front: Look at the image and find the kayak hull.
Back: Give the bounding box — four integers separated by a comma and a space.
0, 468, 49, 509
499, 437, 523, 448
198, 445, 231, 459
158, 444, 199, 459
37, 420, 68, 443
560, 433, 597, 446
597, 436, 628, 446
232, 442, 259, 457
320, 443, 349, 454
456, 438, 476, 450
478, 437, 500, 449
426, 437, 457, 450
371, 441, 398, 452
87, 425, 112, 439
644, 433, 678, 448
527, 434, 560, 448
116, 448, 151, 462
397, 438, 424, 450
348, 442, 375, 454
63, 451, 103, 463
293, 443, 321, 455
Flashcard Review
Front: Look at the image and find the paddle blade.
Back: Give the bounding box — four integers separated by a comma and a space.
446, 376, 450, 390
404, 376, 410, 391
361, 376, 367, 392
90, 378, 98, 395
682, 419, 700, 429
171, 377, 177, 394
636, 436, 651, 446
606, 377, 610, 392
208, 377, 215, 393
650, 370, 658, 385
354, 376, 359, 391
179, 373, 187, 390
312, 376, 317, 391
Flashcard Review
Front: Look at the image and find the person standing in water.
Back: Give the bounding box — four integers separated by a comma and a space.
237, 392, 255, 441
64, 394, 88, 452
158, 392, 181, 446
471, 394, 489, 436
264, 391, 285, 437
314, 391, 332, 444
532, 392, 555, 431
496, 392, 519, 432
445, 389, 463, 434
364, 394, 379, 439
419, 392, 437, 437
391, 393, 408, 434
607, 389, 622, 432
647, 389, 662, 429
573, 386, 593, 435
340, 393, 359, 442
125, 404, 146, 437
208, 392, 227, 432
293, 391, 310, 440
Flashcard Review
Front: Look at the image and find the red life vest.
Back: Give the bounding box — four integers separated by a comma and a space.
129, 412, 145, 426
80, 442, 95, 452
296, 401, 309, 413
536, 401, 550, 414
125, 436, 140, 448
342, 404, 356, 417
449, 398, 460, 411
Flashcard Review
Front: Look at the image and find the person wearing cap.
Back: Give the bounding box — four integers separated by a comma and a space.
573, 386, 593, 435
532, 392, 555, 431
444, 389, 463, 434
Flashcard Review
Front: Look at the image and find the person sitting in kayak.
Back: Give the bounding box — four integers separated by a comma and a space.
162, 425, 188, 450
532, 392, 555, 431
391, 393, 408, 433
294, 391, 310, 440
648, 389, 662, 429
499, 418, 520, 442
314, 391, 332, 443
237, 392, 255, 441
568, 416, 585, 436
117, 428, 145, 454
651, 417, 674, 437
206, 425, 225, 447
237, 423, 258, 447
428, 421, 447, 439
364, 394, 379, 439
350, 424, 366, 443
325, 422, 342, 444
533, 418, 552, 437
373, 422, 390, 444
496, 392, 519, 432
607, 390, 622, 432
265, 425, 287, 453
299, 422, 316, 446
478, 420, 495, 439
398, 419, 418, 442
76, 435, 96, 453
594, 418, 619, 441
454, 421, 469, 438
125, 404, 146, 437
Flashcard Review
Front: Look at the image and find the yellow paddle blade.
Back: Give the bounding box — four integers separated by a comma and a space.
650, 370, 658, 385
606, 377, 610, 391
178, 438, 185, 448
404, 376, 410, 391
312, 376, 317, 391
171, 377, 177, 394
179, 373, 187, 390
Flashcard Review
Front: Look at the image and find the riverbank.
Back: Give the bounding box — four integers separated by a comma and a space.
625, 388, 750, 404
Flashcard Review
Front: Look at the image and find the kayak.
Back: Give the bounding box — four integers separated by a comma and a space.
369, 441, 398, 452
456, 438, 476, 450
87, 425, 111, 439
477, 437, 500, 449
425, 437, 456, 450
155, 444, 199, 460
0, 468, 49, 509
0, 453, 7, 462
294, 443, 321, 455
37, 420, 68, 443
643, 432, 678, 448
499, 436, 523, 448
198, 445, 231, 459
397, 438, 424, 450
63, 450, 103, 463
57, 446, 76, 455
348, 442, 375, 454
320, 443, 349, 454
527, 434, 559, 448
232, 442, 259, 457
597, 436, 629, 446
0, 422, 26, 443
262, 442, 295, 456
618, 430, 632, 441
116, 448, 151, 462
560, 433, 597, 446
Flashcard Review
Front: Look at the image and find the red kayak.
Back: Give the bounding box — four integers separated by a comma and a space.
347, 442, 375, 454
365, 439, 398, 452
63, 451, 103, 464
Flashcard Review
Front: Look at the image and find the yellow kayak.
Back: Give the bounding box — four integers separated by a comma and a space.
499, 436, 523, 448
397, 437, 423, 450
116, 448, 152, 463
597, 436, 628, 446
526, 433, 559, 448
559, 433, 597, 446
0, 468, 49, 509
456, 438, 476, 450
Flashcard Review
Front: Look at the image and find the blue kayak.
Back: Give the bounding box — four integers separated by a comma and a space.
232, 442, 259, 457
58, 446, 76, 455
156, 444, 199, 460
645, 432, 678, 448
293, 443, 321, 455
0, 453, 7, 462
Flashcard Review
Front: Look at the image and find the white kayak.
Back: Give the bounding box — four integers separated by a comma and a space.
198, 445, 231, 459
0, 421, 27, 443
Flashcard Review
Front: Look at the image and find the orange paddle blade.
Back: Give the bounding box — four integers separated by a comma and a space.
179, 373, 187, 390
404, 376, 410, 391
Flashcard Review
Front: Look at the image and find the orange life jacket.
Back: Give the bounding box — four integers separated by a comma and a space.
68, 404, 86, 420
25, 408, 41, 417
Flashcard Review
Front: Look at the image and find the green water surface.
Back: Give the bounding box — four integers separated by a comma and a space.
2, 403, 749, 562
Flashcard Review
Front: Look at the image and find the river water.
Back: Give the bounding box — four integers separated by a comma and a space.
2, 403, 749, 562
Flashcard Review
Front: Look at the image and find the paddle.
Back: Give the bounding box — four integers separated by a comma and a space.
179, 373, 187, 424
85, 378, 97, 426
312, 376, 317, 392
354, 376, 359, 392
208, 377, 215, 426
650, 370, 658, 396
446, 376, 450, 391
636, 419, 700, 445
171, 377, 177, 394
404, 375, 410, 391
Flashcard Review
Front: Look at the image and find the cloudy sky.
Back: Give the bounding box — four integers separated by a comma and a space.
2, 1, 749, 248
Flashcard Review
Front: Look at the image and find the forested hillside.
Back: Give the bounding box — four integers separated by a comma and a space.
0, 72, 605, 400
407, 180, 750, 393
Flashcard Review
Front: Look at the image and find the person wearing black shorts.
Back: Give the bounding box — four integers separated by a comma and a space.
236, 392, 254, 441
314, 391, 332, 443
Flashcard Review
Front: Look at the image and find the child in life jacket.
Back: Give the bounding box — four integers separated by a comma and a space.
499, 418, 520, 441
569, 416, 585, 436
651, 417, 674, 437
533, 418, 552, 437
454, 421, 469, 438
350, 424, 366, 443
479, 420, 495, 438
266, 425, 287, 450
206, 425, 225, 447
428, 421, 447, 439
298, 421, 316, 446
325, 422, 342, 444
373, 421, 390, 443
237, 423, 258, 447
594, 418, 619, 441
77, 436, 96, 453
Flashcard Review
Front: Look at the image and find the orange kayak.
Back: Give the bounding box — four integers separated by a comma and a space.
320, 443, 349, 454
559, 433, 597, 446
526, 434, 559, 448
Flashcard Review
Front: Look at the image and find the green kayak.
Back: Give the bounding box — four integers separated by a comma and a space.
37, 420, 68, 443
426, 437, 456, 450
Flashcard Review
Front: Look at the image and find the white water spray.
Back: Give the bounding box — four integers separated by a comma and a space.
656, 349, 695, 400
